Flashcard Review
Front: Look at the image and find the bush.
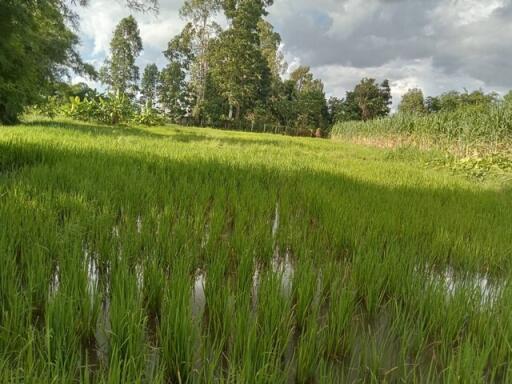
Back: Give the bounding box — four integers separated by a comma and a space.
132, 101, 165, 126
62, 92, 134, 125
33, 96, 61, 119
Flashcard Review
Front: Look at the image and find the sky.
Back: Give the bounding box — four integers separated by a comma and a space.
73, 0, 511, 108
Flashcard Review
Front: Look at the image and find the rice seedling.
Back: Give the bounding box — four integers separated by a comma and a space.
0, 117, 511, 382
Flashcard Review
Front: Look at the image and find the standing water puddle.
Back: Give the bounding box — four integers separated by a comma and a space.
428, 266, 504, 306
272, 202, 280, 238
192, 270, 206, 318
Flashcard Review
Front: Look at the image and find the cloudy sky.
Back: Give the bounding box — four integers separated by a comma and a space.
74, 0, 511, 108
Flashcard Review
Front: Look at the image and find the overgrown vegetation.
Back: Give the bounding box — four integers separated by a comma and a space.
332, 90, 512, 180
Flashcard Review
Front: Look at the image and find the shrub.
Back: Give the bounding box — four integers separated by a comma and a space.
132, 101, 165, 126
62, 92, 134, 125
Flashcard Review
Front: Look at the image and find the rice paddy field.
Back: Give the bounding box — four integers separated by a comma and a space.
1, 118, 512, 383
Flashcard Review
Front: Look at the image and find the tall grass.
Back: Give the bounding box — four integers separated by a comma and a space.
332, 104, 512, 155
0, 118, 511, 382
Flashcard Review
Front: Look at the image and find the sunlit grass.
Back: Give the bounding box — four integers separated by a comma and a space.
1, 118, 511, 382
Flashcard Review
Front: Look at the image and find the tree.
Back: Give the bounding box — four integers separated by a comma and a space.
0, 1, 94, 124
100, 16, 143, 98
432, 90, 497, 112
379, 79, 392, 116
351, 78, 392, 121
327, 97, 344, 125
179, 0, 222, 120
159, 26, 194, 120
208, 0, 272, 121
258, 20, 287, 80
399, 88, 426, 114
0, 0, 158, 124
141, 64, 160, 107
425, 96, 441, 113
288, 66, 329, 132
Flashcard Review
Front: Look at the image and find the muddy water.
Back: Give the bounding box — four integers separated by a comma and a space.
422, 265, 503, 306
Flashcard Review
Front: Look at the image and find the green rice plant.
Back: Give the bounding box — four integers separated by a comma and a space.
254, 269, 294, 381
107, 262, 147, 380
159, 257, 197, 383
295, 307, 324, 383
1, 117, 512, 382
322, 273, 356, 361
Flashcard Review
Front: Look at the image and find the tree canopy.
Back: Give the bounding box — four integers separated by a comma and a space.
100, 16, 143, 98
0, 0, 158, 124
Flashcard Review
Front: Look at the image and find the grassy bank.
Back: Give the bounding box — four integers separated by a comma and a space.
1, 118, 512, 382
331, 106, 512, 180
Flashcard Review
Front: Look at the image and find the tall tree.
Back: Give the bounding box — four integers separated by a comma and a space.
179, 0, 222, 119
399, 88, 426, 114
327, 97, 344, 125
258, 20, 286, 79
141, 63, 160, 107
100, 16, 143, 98
159, 25, 194, 120
379, 79, 392, 116
208, 0, 272, 121
289, 66, 329, 131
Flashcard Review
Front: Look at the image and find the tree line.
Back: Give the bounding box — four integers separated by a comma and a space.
0, 0, 392, 135
96, 1, 334, 135
3, 0, 508, 134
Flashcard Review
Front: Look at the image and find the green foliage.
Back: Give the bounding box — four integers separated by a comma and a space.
258, 20, 287, 79
327, 97, 344, 125
290, 67, 330, 133
132, 101, 165, 126
427, 90, 498, 113
208, 25, 271, 120
1, 118, 512, 381
333, 78, 392, 123
100, 16, 143, 98
159, 26, 194, 121
179, 0, 222, 123
34, 96, 61, 119
0, 0, 95, 124
334, 102, 512, 142
62, 93, 134, 125
157, 0, 333, 134
352, 78, 392, 121
399, 88, 427, 114
140, 64, 160, 107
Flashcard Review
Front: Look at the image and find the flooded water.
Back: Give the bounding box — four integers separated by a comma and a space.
136, 215, 142, 234
427, 266, 503, 306
75, 219, 506, 381
49, 264, 60, 297
192, 270, 206, 318
272, 202, 280, 237
87, 256, 99, 298
271, 247, 294, 295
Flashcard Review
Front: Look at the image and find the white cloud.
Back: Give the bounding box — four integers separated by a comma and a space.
72, 0, 512, 103
431, 0, 505, 27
